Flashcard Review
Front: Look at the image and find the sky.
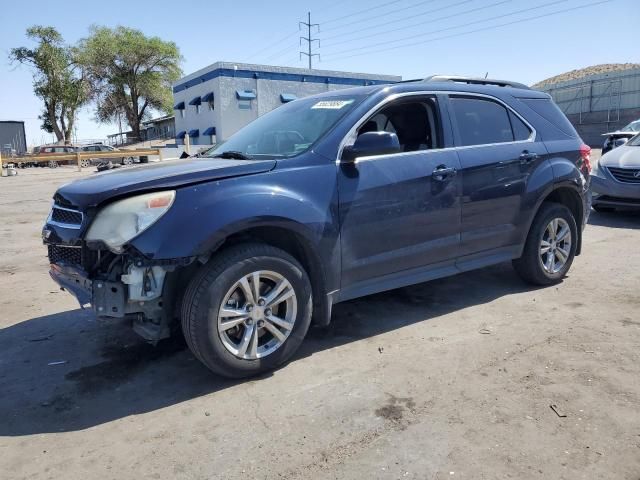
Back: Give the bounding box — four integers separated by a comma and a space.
1, 0, 637, 147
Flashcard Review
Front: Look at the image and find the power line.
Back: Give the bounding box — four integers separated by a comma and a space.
245, 30, 300, 61
323, 0, 481, 45
323, 0, 612, 62
319, 0, 407, 26
322, 0, 445, 34
263, 40, 301, 63
324, 0, 568, 56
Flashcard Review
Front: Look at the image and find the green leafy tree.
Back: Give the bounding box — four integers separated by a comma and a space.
10, 26, 88, 144
77, 26, 182, 141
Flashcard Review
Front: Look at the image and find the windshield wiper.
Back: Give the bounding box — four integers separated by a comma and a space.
212, 151, 253, 160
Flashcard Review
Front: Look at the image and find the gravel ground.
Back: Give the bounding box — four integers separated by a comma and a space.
1, 166, 639, 480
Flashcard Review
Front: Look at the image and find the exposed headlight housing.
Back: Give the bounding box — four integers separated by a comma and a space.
86, 191, 175, 252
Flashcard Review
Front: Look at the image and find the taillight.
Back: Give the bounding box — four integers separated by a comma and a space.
580, 144, 591, 173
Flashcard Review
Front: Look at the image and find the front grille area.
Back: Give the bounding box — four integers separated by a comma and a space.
48, 245, 82, 266
51, 207, 83, 225
48, 244, 101, 271
607, 166, 640, 184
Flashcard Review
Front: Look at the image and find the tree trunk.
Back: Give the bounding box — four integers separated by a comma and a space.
46, 101, 64, 142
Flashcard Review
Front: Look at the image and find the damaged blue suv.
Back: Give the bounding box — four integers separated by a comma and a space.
43, 76, 591, 377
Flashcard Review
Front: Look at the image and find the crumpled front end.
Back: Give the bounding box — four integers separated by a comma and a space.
43, 198, 191, 342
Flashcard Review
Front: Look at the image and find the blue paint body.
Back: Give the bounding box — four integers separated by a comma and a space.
45, 80, 589, 326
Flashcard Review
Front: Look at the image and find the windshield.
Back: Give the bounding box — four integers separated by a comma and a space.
205, 95, 364, 159
626, 133, 640, 146
621, 120, 640, 132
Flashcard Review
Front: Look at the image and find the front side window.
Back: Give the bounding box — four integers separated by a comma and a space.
206, 95, 364, 159
356, 97, 442, 152
450, 96, 516, 146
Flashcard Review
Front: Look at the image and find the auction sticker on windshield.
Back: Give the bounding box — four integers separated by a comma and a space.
311, 100, 354, 109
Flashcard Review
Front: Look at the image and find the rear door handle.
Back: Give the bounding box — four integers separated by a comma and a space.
519, 151, 539, 164
433, 165, 457, 181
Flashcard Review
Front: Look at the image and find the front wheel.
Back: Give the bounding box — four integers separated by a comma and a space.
122, 156, 134, 166
513, 202, 577, 286
181, 243, 312, 378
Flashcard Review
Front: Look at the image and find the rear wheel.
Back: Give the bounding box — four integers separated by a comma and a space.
513, 202, 577, 286
48, 160, 58, 169
123, 156, 134, 166
181, 243, 312, 378
80, 159, 91, 168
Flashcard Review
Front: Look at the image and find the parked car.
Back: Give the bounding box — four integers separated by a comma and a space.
79, 144, 138, 168
591, 132, 640, 211
38, 145, 78, 168
42, 76, 590, 378
602, 119, 640, 154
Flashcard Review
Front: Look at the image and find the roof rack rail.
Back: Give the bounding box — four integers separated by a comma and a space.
424, 75, 531, 90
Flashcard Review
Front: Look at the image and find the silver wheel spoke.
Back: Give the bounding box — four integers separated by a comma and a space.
545, 251, 555, 272
248, 323, 259, 359
219, 307, 247, 318
236, 323, 255, 357
548, 219, 558, 240
219, 316, 248, 331
251, 272, 261, 303
556, 246, 569, 263
267, 285, 295, 308
263, 280, 287, 306
267, 314, 293, 331
238, 277, 255, 304
263, 321, 287, 342
556, 225, 570, 242
540, 240, 551, 255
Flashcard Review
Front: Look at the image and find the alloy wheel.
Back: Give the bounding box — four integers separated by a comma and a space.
539, 218, 572, 274
217, 270, 297, 360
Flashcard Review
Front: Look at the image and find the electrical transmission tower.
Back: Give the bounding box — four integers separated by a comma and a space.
299, 12, 320, 69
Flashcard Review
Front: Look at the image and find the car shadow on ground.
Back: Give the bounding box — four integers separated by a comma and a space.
588, 209, 640, 229
1, 263, 536, 436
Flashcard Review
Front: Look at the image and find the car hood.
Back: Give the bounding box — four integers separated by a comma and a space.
602, 131, 637, 137
55, 157, 277, 209
599, 145, 640, 168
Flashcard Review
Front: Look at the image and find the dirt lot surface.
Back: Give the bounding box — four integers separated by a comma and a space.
1, 166, 639, 480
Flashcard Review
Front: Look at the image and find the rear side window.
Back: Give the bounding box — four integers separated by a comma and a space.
509, 111, 532, 141
450, 97, 514, 146
519, 98, 577, 137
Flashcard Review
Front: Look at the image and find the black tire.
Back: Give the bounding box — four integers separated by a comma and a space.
593, 205, 615, 213
513, 202, 578, 286
181, 243, 312, 378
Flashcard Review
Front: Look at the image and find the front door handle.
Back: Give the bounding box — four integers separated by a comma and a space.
433, 165, 457, 181
519, 151, 539, 164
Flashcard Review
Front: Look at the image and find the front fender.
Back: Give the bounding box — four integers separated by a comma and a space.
129, 162, 341, 286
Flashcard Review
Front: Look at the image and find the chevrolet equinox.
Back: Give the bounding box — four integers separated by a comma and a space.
43, 76, 591, 377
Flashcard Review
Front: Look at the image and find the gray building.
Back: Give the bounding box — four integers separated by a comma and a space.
534, 64, 640, 146
0, 121, 27, 155
172, 62, 401, 145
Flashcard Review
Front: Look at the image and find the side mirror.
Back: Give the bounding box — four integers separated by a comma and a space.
342, 131, 401, 163
614, 137, 629, 148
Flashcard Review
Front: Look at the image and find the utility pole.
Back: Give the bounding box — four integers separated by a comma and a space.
299, 12, 320, 69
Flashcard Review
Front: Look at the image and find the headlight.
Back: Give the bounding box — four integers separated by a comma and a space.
86, 191, 175, 252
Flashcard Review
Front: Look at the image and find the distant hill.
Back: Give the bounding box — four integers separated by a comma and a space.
532, 63, 640, 89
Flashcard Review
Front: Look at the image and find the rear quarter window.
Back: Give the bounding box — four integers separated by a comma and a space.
519, 98, 577, 138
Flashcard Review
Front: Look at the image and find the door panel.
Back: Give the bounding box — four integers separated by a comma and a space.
456, 143, 547, 255
338, 149, 461, 287
448, 94, 547, 256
